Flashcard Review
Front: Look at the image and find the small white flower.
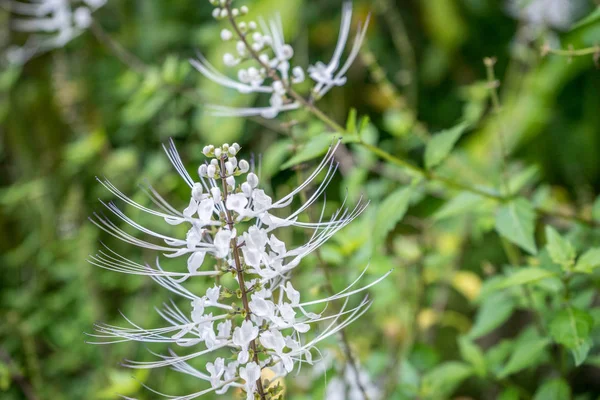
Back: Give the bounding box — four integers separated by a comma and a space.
239, 362, 261, 400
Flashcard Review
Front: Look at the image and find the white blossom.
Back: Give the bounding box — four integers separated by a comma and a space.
4, 0, 106, 64
507, 0, 583, 31
88, 139, 390, 399
190, 2, 370, 119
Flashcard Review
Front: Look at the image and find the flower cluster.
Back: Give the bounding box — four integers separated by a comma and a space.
88, 140, 389, 399
191, 1, 369, 119
3, 0, 106, 64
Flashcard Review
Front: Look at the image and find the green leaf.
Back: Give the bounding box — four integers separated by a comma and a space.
571, 7, 600, 30
458, 337, 486, 377
424, 122, 469, 169
468, 292, 515, 339
433, 192, 485, 220
495, 198, 537, 255
574, 248, 600, 274
260, 139, 292, 179
498, 387, 520, 400
373, 186, 414, 246
498, 330, 549, 378
545, 226, 576, 268
346, 108, 358, 133
494, 267, 557, 290
532, 378, 571, 400
549, 308, 594, 366
421, 362, 473, 398
592, 195, 600, 222
280, 134, 359, 170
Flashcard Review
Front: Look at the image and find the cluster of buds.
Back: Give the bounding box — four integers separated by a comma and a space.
89, 139, 388, 399
3, 0, 106, 64
198, 143, 249, 180
190, 1, 369, 118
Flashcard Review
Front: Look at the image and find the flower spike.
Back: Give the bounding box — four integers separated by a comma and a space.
89, 139, 388, 399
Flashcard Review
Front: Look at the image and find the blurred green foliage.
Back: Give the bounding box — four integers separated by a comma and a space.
2, 0, 600, 399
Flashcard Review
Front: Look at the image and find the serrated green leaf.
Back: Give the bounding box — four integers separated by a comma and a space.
549, 308, 594, 366
424, 122, 469, 169
498, 330, 549, 378
421, 361, 473, 398
545, 226, 576, 268
433, 192, 485, 220
495, 267, 557, 289
495, 198, 537, 254
532, 378, 571, 400
458, 337, 486, 377
373, 186, 414, 246
574, 248, 600, 274
468, 292, 515, 339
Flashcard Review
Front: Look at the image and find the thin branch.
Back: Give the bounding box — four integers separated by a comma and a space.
375, 0, 418, 108
90, 20, 148, 73
219, 157, 267, 400
0, 348, 39, 400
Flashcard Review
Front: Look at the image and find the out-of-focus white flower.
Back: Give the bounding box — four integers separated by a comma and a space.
3, 0, 106, 64
507, 0, 581, 30
87, 139, 390, 399
190, 2, 369, 119
325, 361, 382, 400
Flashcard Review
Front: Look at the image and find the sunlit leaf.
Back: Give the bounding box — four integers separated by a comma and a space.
468, 292, 515, 339
545, 226, 575, 268
495, 198, 537, 254
424, 122, 469, 169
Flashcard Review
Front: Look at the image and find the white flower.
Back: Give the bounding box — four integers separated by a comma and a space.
233, 320, 259, 364
507, 0, 580, 30
240, 362, 261, 400
5, 0, 106, 64
190, 2, 370, 118
260, 329, 294, 372
88, 140, 390, 399
206, 357, 225, 388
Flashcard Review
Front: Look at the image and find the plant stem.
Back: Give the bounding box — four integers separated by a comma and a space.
223, 0, 598, 230
291, 135, 370, 400
219, 158, 267, 400
90, 20, 148, 73
542, 43, 600, 58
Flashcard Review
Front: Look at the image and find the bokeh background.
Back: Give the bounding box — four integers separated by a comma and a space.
2, 0, 600, 399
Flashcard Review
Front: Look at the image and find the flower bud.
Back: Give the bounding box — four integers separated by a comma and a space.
240, 5, 249, 14
220, 29, 232, 41
225, 161, 234, 175
198, 164, 207, 177
239, 159, 250, 173
207, 164, 216, 178
247, 173, 259, 188
215, 148, 222, 158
